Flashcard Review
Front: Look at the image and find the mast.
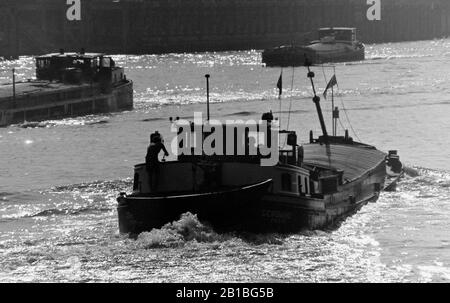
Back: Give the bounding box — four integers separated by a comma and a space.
12, 68, 16, 102
330, 65, 334, 136
305, 58, 328, 140
205, 74, 210, 121
331, 85, 334, 136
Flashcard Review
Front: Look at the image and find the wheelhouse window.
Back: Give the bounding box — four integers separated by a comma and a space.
281, 173, 292, 191
36, 58, 50, 69
101, 57, 111, 68
298, 176, 305, 196
92, 57, 100, 69
304, 177, 309, 195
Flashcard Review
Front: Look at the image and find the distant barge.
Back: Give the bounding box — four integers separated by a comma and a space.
0, 50, 133, 127
262, 28, 365, 67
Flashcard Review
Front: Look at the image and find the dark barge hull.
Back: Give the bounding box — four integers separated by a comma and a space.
117, 186, 379, 235
262, 46, 365, 67
117, 179, 274, 235
118, 155, 385, 235
0, 80, 133, 127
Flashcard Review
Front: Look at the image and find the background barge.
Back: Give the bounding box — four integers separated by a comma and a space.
262, 28, 365, 67
0, 51, 133, 127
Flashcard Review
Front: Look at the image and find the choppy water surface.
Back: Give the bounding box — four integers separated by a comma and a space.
1, 40, 449, 282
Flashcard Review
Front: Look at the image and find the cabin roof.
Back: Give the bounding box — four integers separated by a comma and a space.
302, 143, 386, 181
36, 52, 105, 59
318, 27, 356, 31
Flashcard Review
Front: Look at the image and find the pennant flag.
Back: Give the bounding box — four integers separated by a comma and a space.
276, 71, 282, 99
323, 74, 337, 99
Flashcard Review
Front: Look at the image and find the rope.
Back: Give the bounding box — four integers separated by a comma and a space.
283, 67, 296, 147
278, 68, 282, 130
321, 64, 334, 137
320, 65, 362, 142
338, 118, 346, 133
285, 67, 295, 131
320, 65, 333, 165
321, 64, 328, 85
335, 82, 362, 142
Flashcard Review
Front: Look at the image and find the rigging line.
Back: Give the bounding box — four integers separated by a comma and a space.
321, 63, 328, 85
335, 78, 362, 142
336, 90, 362, 142
278, 68, 283, 134
321, 64, 333, 166
321, 64, 336, 137
284, 66, 295, 147
338, 118, 347, 134
319, 64, 333, 166
285, 66, 295, 131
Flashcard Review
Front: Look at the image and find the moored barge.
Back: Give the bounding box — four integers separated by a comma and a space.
0, 50, 133, 126
262, 27, 365, 67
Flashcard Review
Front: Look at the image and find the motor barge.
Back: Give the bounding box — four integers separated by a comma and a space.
262, 27, 365, 67
0, 50, 132, 126
117, 65, 401, 236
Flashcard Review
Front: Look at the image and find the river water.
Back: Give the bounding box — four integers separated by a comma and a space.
0, 39, 449, 282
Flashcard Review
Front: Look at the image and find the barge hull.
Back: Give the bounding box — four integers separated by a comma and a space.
0, 81, 133, 126
117, 159, 385, 234
117, 180, 274, 235
117, 188, 380, 235
263, 48, 365, 67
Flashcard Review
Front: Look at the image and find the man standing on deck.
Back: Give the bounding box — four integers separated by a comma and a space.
146, 131, 169, 191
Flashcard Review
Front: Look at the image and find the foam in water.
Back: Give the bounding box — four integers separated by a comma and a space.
134, 212, 289, 248
135, 212, 221, 248
14, 116, 111, 129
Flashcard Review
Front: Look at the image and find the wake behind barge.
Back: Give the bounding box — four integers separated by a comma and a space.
0, 50, 133, 127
